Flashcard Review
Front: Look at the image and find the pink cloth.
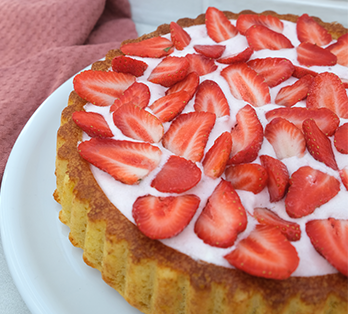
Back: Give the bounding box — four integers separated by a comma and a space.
0, 0, 138, 185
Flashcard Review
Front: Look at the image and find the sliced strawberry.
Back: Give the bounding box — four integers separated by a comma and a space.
265, 117, 306, 160
228, 105, 264, 164
217, 47, 253, 64
247, 57, 295, 87
306, 218, 348, 276
296, 42, 337, 67
193, 80, 230, 117
334, 123, 348, 154
205, 7, 238, 43
236, 14, 284, 35
306, 72, 348, 119
149, 90, 191, 123
162, 111, 216, 162
121, 36, 174, 58
221, 62, 271, 107
148, 56, 189, 87
151, 155, 201, 193
186, 53, 218, 76
253, 207, 301, 241
111, 55, 148, 77
113, 103, 164, 143
72, 111, 113, 138
246, 24, 293, 51
259, 155, 289, 202
339, 166, 348, 190
194, 179, 247, 248
73, 70, 136, 107
303, 118, 338, 170
265, 107, 340, 137
166, 71, 199, 100
110, 82, 150, 112
78, 138, 162, 185
193, 44, 226, 59
275, 74, 314, 107
296, 14, 332, 46
225, 163, 268, 194
202, 132, 232, 179
326, 33, 348, 67
132, 194, 200, 239
285, 166, 340, 218
170, 21, 191, 50
224, 224, 299, 280
292, 65, 318, 79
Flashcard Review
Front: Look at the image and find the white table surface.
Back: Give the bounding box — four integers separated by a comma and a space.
0, 1, 347, 313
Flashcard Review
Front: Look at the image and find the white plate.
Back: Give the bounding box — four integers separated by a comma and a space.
0, 70, 143, 314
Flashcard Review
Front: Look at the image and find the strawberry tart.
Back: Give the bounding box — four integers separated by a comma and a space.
54, 7, 348, 314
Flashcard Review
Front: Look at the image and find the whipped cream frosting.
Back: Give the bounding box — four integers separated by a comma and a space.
83, 19, 348, 277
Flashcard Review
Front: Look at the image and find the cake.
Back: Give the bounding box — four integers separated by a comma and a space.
54, 7, 348, 314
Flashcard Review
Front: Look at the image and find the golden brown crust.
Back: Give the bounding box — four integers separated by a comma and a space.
54, 10, 348, 314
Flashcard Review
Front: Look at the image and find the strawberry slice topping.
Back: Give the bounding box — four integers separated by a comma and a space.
193, 44, 226, 59
162, 112, 216, 162
72, 111, 113, 138
166, 71, 199, 100
73, 70, 136, 107
225, 163, 268, 194
292, 65, 318, 79
121, 36, 174, 58
285, 166, 340, 218
132, 194, 200, 239
170, 21, 191, 50
205, 7, 238, 43
186, 53, 218, 76
340, 166, 348, 191
224, 224, 299, 280
111, 55, 148, 77
221, 62, 271, 107
306, 218, 348, 277
194, 179, 247, 248
265, 117, 306, 160
194, 80, 230, 117
113, 103, 164, 143
334, 123, 348, 154
253, 207, 301, 241
303, 118, 338, 170
151, 155, 201, 193
236, 14, 284, 35
306, 72, 348, 119
259, 155, 289, 203
296, 42, 337, 67
296, 14, 332, 46
326, 33, 348, 67
78, 138, 162, 185
217, 47, 253, 65
247, 57, 295, 87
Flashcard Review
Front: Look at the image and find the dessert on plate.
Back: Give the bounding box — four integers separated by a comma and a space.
54, 7, 348, 314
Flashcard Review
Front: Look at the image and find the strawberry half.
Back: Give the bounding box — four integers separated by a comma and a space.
72, 111, 113, 138
259, 155, 289, 202
296, 42, 337, 67
162, 111, 216, 162
170, 21, 191, 50
264, 117, 306, 160
285, 166, 340, 218
221, 62, 271, 107
166, 71, 199, 100
225, 163, 268, 194
193, 44, 226, 59
73, 70, 136, 107
113, 103, 164, 143
334, 123, 348, 154
224, 224, 299, 280
228, 105, 264, 164
202, 132, 232, 179
217, 47, 253, 65
151, 155, 201, 193
339, 166, 348, 191
306, 72, 348, 119
132, 194, 200, 239
111, 55, 148, 77
253, 207, 301, 241
205, 7, 238, 43
186, 53, 218, 76
148, 56, 189, 87
275, 74, 314, 107
292, 65, 318, 79
306, 218, 348, 277
236, 14, 284, 35
246, 24, 293, 51
78, 138, 162, 185
194, 80, 230, 117
247, 57, 295, 87
296, 14, 332, 46
302, 118, 338, 170
121, 36, 174, 58
326, 33, 348, 67
194, 179, 247, 248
